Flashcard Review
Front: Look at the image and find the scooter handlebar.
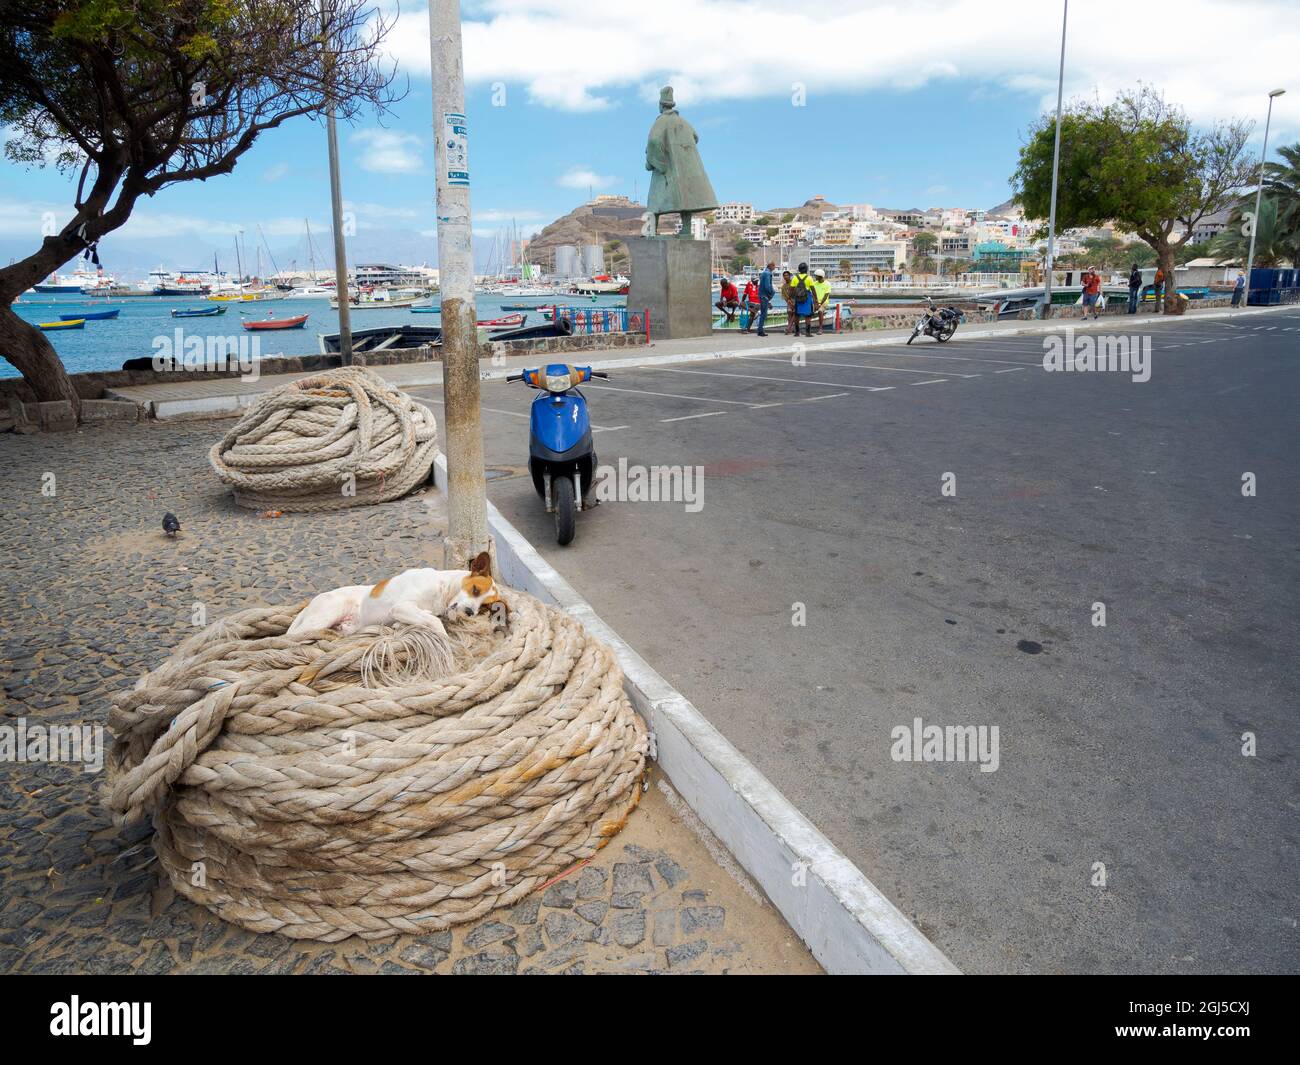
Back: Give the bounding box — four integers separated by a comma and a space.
505, 373, 524, 383
591, 371, 610, 379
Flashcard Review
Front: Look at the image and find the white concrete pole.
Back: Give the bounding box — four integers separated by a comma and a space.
1041, 0, 1068, 318
1244, 89, 1285, 308
429, 0, 488, 566
321, 0, 353, 364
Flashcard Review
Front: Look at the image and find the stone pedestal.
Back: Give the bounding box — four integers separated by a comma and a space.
626, 238, 712, 340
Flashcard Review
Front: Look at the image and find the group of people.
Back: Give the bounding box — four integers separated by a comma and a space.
1079, 264, 1169, 316
714, 261, 834, 337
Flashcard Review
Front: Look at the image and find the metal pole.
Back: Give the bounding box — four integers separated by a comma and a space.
430, 0, 488, 566
321, 0, 353, 365
1244, 89, 1285, 308
1041, 0, 1068, 318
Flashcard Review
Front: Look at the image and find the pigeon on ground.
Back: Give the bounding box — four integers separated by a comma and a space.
162, 512, 181, 538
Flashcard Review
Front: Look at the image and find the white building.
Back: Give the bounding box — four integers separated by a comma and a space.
741, 226, 768, 243
807, 241, 908, 276
715, 202, 754, 223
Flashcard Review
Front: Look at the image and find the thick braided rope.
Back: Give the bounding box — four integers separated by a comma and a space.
208, 367, 439, 512
104, 591, 648, 941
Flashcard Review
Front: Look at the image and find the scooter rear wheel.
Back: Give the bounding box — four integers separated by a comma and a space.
553, 476, 577, 546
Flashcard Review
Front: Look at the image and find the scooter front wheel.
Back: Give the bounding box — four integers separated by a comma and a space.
553, 476, 577, 546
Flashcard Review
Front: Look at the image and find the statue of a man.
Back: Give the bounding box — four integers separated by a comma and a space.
645, 86, 719, 238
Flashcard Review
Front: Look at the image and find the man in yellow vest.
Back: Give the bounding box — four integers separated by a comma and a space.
811, 268, 832, 334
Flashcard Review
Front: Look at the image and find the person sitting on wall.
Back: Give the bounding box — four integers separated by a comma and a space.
715, 277, 740, 323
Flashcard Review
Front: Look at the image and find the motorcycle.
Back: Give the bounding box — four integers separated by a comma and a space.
505, 363, 609, 545
907, 297, 964, 344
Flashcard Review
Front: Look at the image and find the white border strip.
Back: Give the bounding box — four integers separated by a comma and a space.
433, 453, 960, 975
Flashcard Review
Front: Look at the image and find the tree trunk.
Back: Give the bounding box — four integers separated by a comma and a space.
1158, 247, 1179, 314
0, 304, 82, 417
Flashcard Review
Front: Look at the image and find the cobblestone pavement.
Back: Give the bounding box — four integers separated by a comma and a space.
0, 419, 818, 975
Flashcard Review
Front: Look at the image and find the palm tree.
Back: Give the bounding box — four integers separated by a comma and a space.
1209, 197, 1300, 268
1262, 142, 1300, 241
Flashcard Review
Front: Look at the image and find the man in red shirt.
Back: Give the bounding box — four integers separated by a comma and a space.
715, 278, 739, 323
741, 278, 760, 332
1081, 267, 1102, 320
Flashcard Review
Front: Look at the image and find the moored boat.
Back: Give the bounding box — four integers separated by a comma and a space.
172, 306, 227, 318
60, 308, 120, 321
39, 318, 85, 330
242, 314, 309, 331
476, 313, 526, 327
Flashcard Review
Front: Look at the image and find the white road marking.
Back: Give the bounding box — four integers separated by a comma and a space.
660, 411, 728, 423
739, 355, 981, 378
994, 367, 1026, 373
583, 382, 760, 407
801, 392, 851, 401
591, 425, 630, 434
910, 379, 948, 386
819, 349, 1039, 366
653, 366, 898, 391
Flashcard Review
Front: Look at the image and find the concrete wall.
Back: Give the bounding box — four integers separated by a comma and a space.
626, 238, 712, 340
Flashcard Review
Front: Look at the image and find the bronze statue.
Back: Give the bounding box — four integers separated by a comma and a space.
645, 86, 719, 238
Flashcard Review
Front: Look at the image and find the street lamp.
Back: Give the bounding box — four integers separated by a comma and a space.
1243, 88, 1286, 308
1041, 0, 1069, 318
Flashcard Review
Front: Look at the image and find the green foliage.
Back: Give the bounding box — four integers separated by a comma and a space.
1012, 86, 1255, 253
734, 239, 754, 254
912, 231, 937, 254
1210, 197, 1300, 267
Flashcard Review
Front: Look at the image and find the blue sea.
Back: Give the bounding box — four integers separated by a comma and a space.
5, 293, 628, 378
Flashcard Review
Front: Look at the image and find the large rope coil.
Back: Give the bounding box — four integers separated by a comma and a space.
208, 367, 439, 512
105, 591, 648, 941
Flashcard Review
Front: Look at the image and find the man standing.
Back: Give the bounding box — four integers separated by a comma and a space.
1232, 269, 1246, 307
1152, 267, 1165, 310
780, 269, 796, 335
790, 263, 815, 337
811, 268, 832, 333
741, 277, 760, 332
1127, 263, 1141, 314
756, 261, 776, 337
1080, 267, 1102, 320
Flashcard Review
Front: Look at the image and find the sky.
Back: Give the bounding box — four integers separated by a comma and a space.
2, 0, 1297, 275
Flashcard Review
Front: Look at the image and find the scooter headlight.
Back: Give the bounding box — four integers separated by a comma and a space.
544, 371, 572, 392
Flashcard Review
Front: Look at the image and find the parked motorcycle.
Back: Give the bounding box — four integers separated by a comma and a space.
907, 297, 964, 343
506, 363, 609, 545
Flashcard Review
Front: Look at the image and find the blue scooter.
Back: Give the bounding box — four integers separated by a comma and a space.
506, 363, 610, 545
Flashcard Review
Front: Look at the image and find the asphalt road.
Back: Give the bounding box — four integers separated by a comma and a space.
412, 311, 1300, 974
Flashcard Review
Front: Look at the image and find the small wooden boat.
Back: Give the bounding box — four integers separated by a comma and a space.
172, 306, 227, 318
60, 308, 120, 321
243, 314, 309, 331
410, 305, 442, 314
477, 313, 526, 327
39, 318, 85, 330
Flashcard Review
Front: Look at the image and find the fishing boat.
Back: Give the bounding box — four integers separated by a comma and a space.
319, 325, 442, 354
172, 306, 227, 318
409, 306, 442, 314
39, 318, 85, 330
242, 314, 309, 331
59, 308, 120, 321
330, 288, 428, 310
477, 313, 526, 327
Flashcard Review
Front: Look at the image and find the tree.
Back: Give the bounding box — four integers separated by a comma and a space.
1012, 86, 1255, 313
1209, 197, 1300, 268
734, 238, 754, 255
1261, 142, 1300, 245
912, 231, 938, 257
0, 1, 400, 414
837, 257, 852, 280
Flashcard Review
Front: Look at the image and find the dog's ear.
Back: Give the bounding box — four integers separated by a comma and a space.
469, 550, 492, 577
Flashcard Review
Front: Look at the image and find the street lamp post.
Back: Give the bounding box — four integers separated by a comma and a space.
429, 0, 489, 567
1041, 0, 1069, 318
1243, 88, 1286, 309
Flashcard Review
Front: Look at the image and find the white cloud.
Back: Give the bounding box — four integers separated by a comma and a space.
474, 208, 548, 224
349, 128, 425, 173
557, 166, 617, 191
379, 0, 1300, 128
262, 162, 291, 182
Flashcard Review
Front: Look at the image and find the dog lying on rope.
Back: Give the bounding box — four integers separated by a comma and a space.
287, 551, 507, 686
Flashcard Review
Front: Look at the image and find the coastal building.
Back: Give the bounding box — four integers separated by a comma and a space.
741, 226, 768, 243
715, 202, 754, 223
807, 241, 907, 276
821, 218, 856, 245
353, 263, 426, 287
972, 240, 1034, 270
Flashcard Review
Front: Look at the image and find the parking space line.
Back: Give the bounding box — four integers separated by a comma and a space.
653, 366, 898, 391
484, 405, 626, 433
583, 382, 760, 407
660, 411, 728, 423
807, 349, 1039, 366
737, 355, 981, 378
994, 367, 1026, 373
910, 379, 948, 386
591, 425, 630, 433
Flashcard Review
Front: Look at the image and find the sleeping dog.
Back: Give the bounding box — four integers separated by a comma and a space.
286, 551, 505, 640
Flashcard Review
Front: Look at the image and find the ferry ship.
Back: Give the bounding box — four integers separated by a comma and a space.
33, 266, 117, 294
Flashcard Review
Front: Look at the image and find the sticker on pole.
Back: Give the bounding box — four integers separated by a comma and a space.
443, 112, 469, 186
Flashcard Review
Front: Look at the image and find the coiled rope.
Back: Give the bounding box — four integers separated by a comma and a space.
105, 591, 648, 941
208, 367, 439, 512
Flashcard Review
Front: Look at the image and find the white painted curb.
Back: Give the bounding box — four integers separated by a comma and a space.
433, 453, 961, 975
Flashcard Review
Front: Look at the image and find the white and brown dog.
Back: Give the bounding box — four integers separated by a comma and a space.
287, 551, 505, 640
